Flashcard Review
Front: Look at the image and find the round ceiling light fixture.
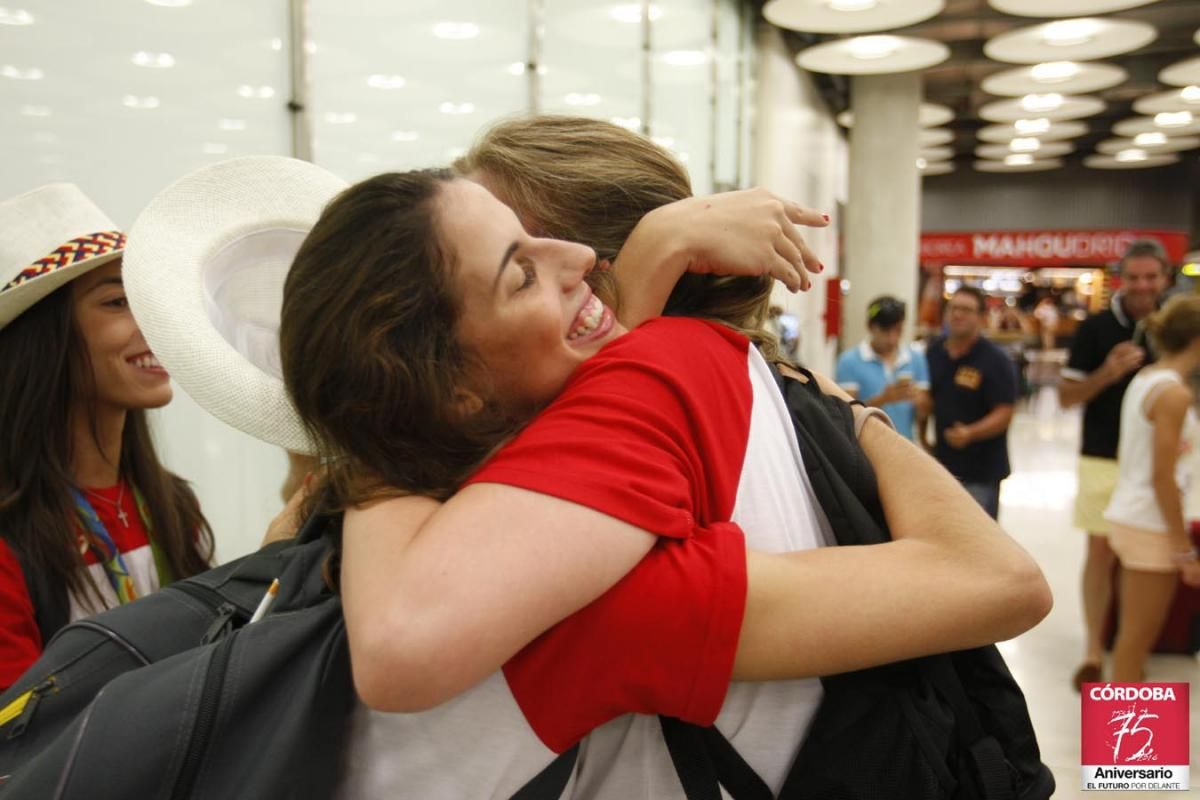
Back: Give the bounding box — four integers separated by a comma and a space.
1113, 115, 1200, 137
920, 128, 955, 147
1159, 56, 1200, 88
920, 161, 956, 176
977, 119, 1087, 142
975, 157, 1064, 173
984, 17, 1156, 64
981, 61, 1126, 96
979, 94, 1104, 123
796, 34, 949, 75
987, 0, 1162, 16
1084, 152, 1179, 170
976, 141, 1074, 159
1096, 135, 1200, 155
1133, 87, 1200, 115
763, 0, 944, 35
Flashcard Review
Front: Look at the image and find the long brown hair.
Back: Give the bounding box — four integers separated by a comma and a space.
0, 283, 213, 613
455, 114, 781, 361
281, 169, 514, 507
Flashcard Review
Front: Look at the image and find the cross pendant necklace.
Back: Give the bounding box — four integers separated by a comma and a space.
84, 483, 130, 528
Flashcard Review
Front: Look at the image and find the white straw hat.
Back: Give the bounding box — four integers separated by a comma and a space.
0, 184, 125, 329
123, 156, 348, 455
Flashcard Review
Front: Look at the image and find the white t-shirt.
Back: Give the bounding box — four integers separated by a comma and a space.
336, 319, 831, 799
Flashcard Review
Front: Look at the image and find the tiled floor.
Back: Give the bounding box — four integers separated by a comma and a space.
999, 388, 1200, 798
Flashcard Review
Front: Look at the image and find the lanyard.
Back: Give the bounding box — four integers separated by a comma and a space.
69, 484, 153, 606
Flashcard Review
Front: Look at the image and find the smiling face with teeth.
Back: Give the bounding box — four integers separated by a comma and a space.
442, 179, 627, 414
71, 260, 172, 414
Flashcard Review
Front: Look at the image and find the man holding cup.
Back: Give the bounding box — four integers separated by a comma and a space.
836, 295, 930, 441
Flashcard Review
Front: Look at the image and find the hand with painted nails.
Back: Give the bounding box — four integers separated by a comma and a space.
611, 187, 831, 328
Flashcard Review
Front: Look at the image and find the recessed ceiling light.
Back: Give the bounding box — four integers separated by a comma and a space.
564, 92, 602, 106
19, 105, 50, 117
269, 37, 283, 51
367, 74, 406, 89
132, 51, 175, 69
1010, 137, 1041, 152
1004, 154, 1035, 166
447, 147, 468, 160
610, 116, 641, 130
202, 143, 228, 155
1183, 85, 1200, 103
609, 4, 662, 23
0, 7, 34, 25
32, 132, 56, 144
145, 0, 191, 6
323, 112, 357, 124
916, 156, 928, 169
438, 101, 475, 114
1155, 110, 1194, 127
846, 35, 902, 60
652, 135, 676, 149
828, 0, 878, 10
1, 64, 43, 80
237, 85, 275, 99
1041, 19, 1102, 48
392, 130, 419, 142
1030, 61, 1080, 83
432, 22, 480, 40
1133, 132, 1167, 146
122, 95, 160, 110
1020, 93, 1063, 112
1014, 117, 1051, 135
218, 118, 246, 131
661, 50, 708, 67
1115, 148, 1147, 162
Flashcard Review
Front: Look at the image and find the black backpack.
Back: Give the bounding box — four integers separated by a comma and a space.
658, 363, 1055, 800
0, 512, 577, 800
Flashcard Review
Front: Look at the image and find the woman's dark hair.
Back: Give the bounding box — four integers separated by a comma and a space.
0, 282, 213, 613
281, 169, 514, 508
455, 115, 781, 362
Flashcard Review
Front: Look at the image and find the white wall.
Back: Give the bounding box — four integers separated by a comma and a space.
752, 24, 847, 375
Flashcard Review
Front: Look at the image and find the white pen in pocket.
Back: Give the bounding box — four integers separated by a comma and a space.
249, 578, 280, 624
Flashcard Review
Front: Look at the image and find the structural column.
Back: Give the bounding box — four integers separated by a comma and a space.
843, 71, 922, 348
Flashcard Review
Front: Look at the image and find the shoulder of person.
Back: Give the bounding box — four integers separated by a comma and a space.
613, 317, 747, 359
1149, 380, 1194, 418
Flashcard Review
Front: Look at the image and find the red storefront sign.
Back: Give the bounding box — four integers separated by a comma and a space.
920, 230, 1190, 268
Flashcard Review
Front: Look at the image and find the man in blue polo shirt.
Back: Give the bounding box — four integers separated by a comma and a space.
924, 287, 1018, 519
836, 295, 929, 441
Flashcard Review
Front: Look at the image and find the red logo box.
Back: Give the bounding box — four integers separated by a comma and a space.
1081, 683, 1190, 791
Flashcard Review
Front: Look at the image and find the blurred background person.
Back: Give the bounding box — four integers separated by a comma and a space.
1059, 239, 1170, 691
1103, 295, 1200, 683
924, 286, 1018, 519
836, 295, 929, 441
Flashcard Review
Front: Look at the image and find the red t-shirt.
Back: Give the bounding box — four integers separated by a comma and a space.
466, 318, 757, 752
0, 483, 155, 690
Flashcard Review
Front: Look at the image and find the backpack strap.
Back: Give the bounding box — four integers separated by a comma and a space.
928, 657, 1016, 800
12, 545, 70, 649
659, 716, 773, 800
509, 744, 579, 800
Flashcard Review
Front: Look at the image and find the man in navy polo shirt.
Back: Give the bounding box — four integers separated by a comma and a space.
925, 287, 1018, 519
836, 295, 929, 441
1058, 239, 1170, 692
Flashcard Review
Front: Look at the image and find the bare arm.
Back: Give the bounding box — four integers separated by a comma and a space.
612, 189, 829, 329
967, 403, 1015, 442
733, 413, 1051, 679
1148, 384, 1192, 553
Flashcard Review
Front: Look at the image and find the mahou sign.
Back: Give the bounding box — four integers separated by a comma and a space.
920, 230, 1190, 267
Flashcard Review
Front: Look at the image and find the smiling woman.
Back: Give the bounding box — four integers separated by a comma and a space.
0, 184, 213, 691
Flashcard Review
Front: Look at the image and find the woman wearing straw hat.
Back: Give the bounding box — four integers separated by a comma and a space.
0, 184, 214, 690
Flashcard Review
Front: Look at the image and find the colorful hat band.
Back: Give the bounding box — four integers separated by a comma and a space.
3, 230, 126, 293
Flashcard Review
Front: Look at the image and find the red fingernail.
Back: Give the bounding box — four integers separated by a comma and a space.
821, 213, 830, 222
819, 262, 825, 272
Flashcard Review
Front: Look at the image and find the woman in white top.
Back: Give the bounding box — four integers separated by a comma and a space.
1104, 294, 1200, 682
